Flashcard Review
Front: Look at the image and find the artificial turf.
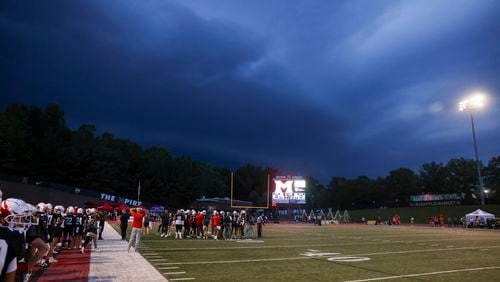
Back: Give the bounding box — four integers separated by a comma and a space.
112, 223, 500, 281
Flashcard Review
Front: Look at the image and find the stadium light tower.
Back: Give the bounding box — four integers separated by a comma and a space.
458, 93, 486, 205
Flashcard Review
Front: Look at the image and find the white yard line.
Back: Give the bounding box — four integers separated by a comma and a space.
353, 245, 500, 257
149, 258, 169, 261
343, 266, 500, 282
164, 272, 186, 275
158, 245, 500, 265
157, 267, 179, 270
162, 257, 310, 265
140, 238, 496, 251
170, 278, 195, 281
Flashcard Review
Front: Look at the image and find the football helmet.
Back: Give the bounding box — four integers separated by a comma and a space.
77, 208, 84, 214
54, 205, 65, 214
67, 206, 75, 214
36, 202, 47, 213
0, 198, 37, 231
46, 203, 53, 213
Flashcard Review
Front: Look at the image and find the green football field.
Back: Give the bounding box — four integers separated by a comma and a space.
114, 224, 500, 281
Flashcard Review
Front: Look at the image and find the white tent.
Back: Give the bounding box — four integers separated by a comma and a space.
465, 209, 495, 226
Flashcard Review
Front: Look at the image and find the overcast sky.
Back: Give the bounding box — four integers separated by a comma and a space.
1, 0, 499, 182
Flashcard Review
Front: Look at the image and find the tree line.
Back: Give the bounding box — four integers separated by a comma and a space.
0, 103, 498, 209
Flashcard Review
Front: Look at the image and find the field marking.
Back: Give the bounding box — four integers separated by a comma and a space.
157, 267, 179, 270
164, 272, 186, 275
158, 245, 500, 265
170, 278, 195, 281
142, 252, 160, 255
343, 266, 500, 282
139, 238, 495, 252
160, 257, 309, 265
149, 258, 169, 262
141, 232, 500, 243
353, 245, 500, 257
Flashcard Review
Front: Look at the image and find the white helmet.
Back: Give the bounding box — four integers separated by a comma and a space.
77, 208, 84, 214
202, 210, 206, 215
89, 208, 96, 214
213, 210, 218, 215
54, 205, 65, 214
192, 209, 196, 214
67, 206, 75, 214
46, 203, 53, 213
36, 202, 47, 213
0, 198, 37, 231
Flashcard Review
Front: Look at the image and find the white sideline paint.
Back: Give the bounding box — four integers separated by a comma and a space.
143, 238, 494, 251
343, 266, 500, 282
89, 222, 167, 281
164, 272, 186, 275
159, 245, 500, 265
170, 278, 195, 281
157, 267, 179, 270
354, 245, 500, 257
163, 257, 310, 265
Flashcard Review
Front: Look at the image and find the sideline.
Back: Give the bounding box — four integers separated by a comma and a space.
87, 222, 167, 281
343, 266, 500, 282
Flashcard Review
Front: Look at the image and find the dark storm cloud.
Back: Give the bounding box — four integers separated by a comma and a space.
1, 0, 499, 181
0, 0, 351, 180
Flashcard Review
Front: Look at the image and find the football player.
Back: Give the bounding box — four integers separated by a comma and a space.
73, 208, 86, 249
62, 206, 75, 249
0, 198, 30, 282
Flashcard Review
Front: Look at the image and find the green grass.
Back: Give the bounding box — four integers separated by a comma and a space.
112, 223, 500, 281
348, 204, 500, 224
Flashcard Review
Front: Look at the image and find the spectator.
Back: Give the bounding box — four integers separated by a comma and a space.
174, 209, 185, 239
158, 210, 170, 238
257, 213, 264, 238
143, 213, 151, 235
120, 208, 130, 240
128, 207, 148, 252
246, 213, 255, 238
98, 210, 106, 240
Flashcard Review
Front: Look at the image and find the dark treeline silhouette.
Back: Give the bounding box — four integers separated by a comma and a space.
0, 103, 499, 209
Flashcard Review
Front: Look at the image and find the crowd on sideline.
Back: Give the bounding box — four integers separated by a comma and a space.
119, 208, 266, 251
0, 188, 106, 282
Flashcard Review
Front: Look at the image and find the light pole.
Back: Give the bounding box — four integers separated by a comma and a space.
459, 94, 486, 205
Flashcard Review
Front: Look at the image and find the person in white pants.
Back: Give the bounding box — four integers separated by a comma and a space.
128, 207, 148, 252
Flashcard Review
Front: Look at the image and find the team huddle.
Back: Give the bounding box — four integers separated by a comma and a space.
0, 189, 104, 282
